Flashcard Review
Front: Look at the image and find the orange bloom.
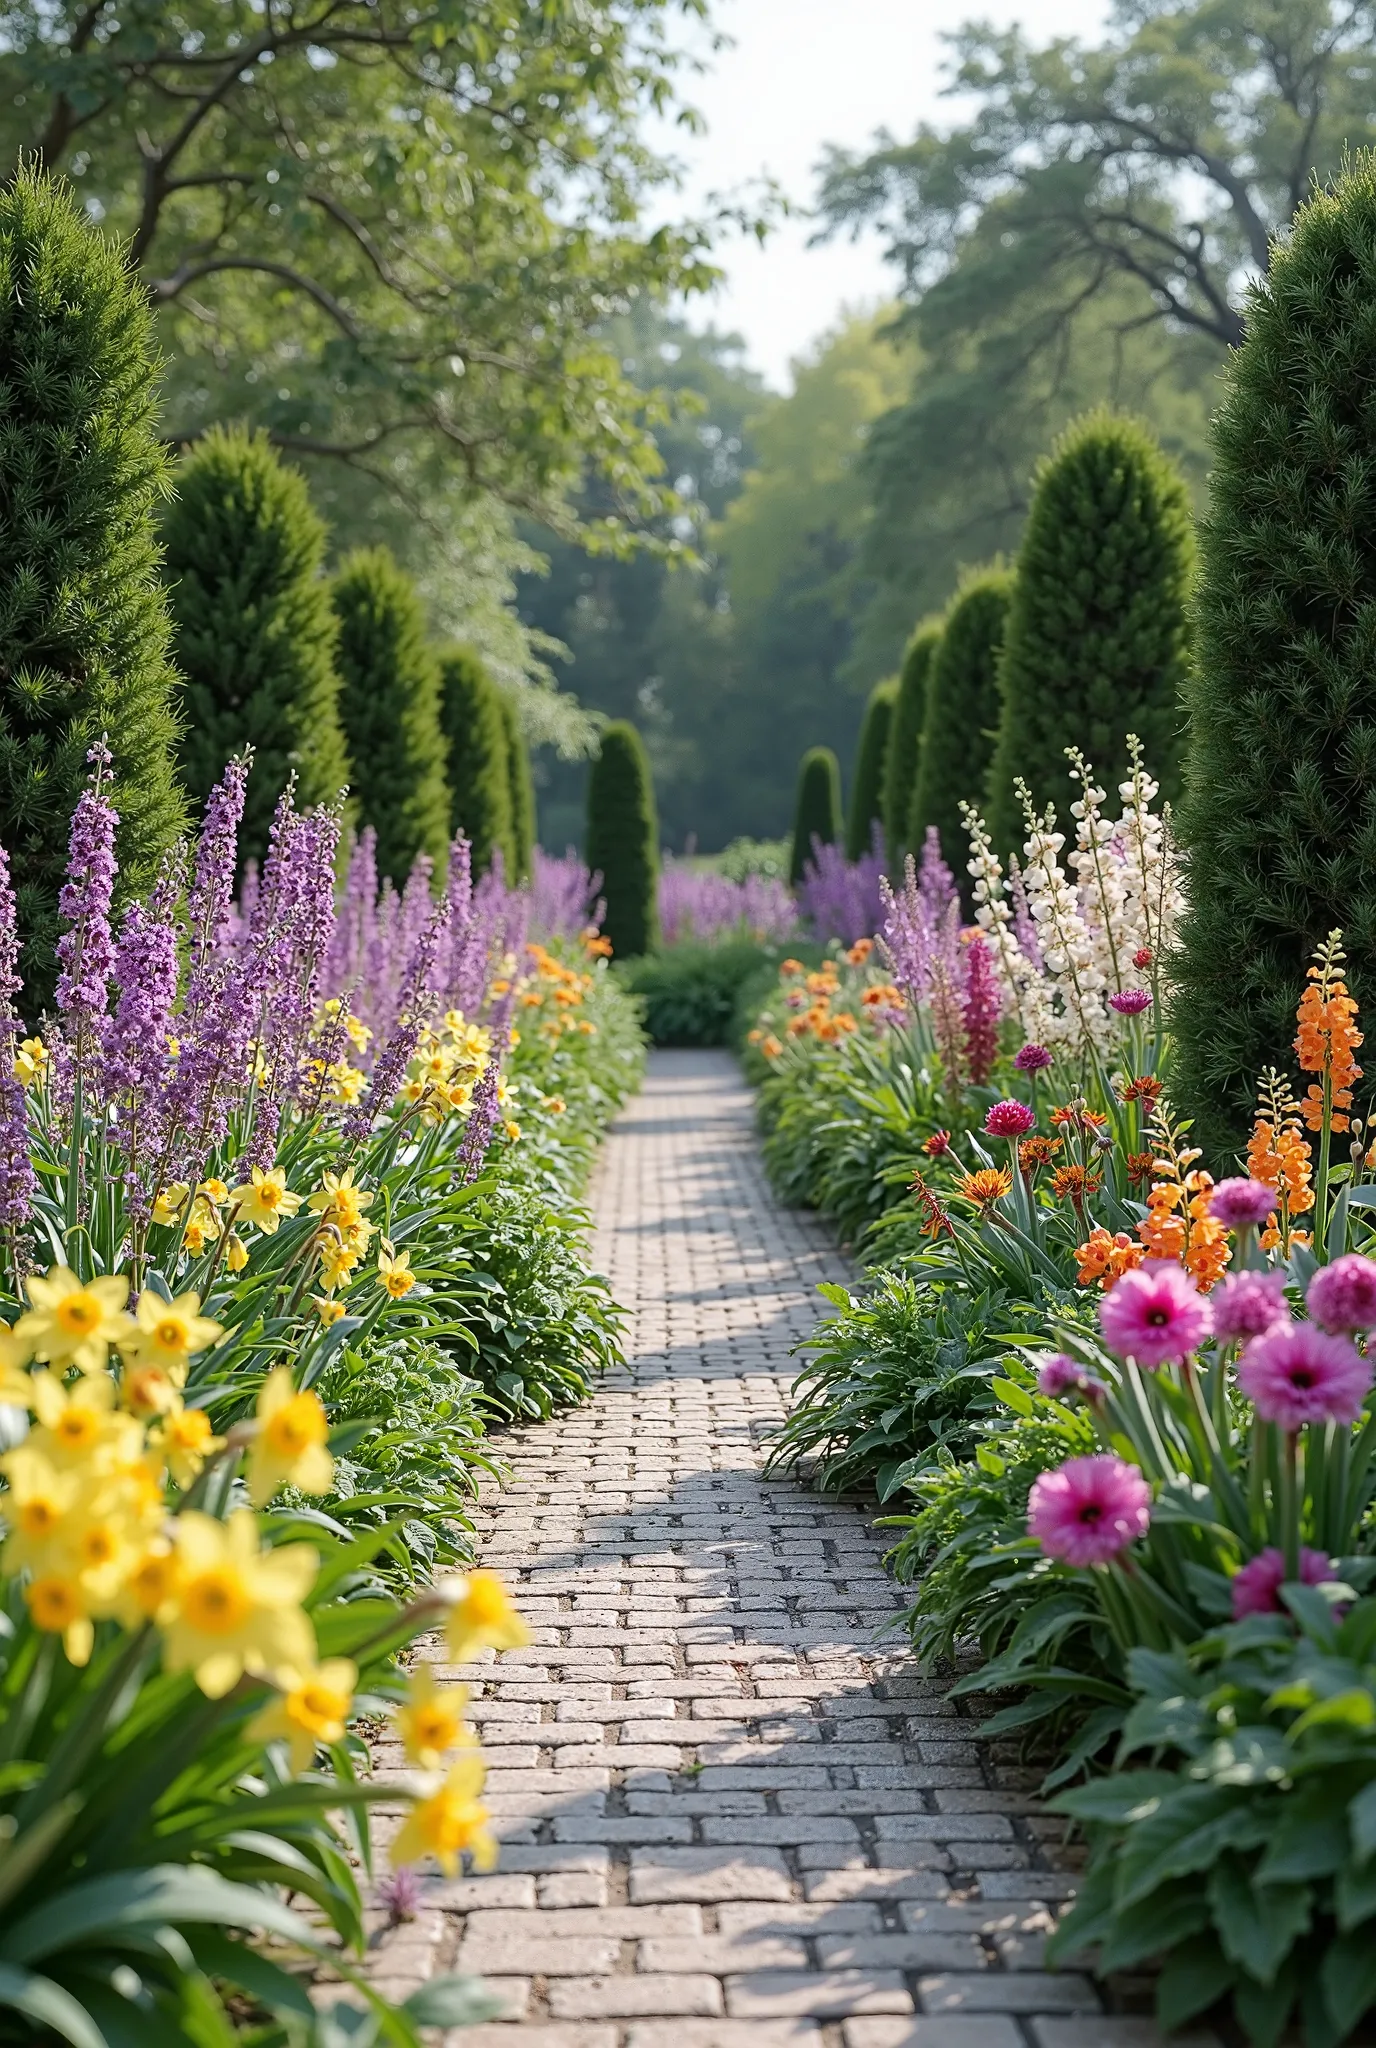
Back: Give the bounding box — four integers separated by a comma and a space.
1118, 1075, 1163, 1106
1076, 1227, 1146, 1290
1295, 952, 1363, 1133
1051, 1163, 1103, 1212
1125, 1151, 1155, 1185
846, 937, 874, 966
956, 1167, 1013, 1209
761, 1035, 783, 1060
1247, 1114, 1315, 1250
1135, 1154, 1230, 1289
861, 984, 904, 1009
779, 959, 804, 978
1050, 1103, 1109, 1132
910, 1169, 955, 1239
1018, 1135, 1063, 1175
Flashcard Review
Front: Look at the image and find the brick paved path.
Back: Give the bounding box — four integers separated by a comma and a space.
372, 1051, 1174, 2048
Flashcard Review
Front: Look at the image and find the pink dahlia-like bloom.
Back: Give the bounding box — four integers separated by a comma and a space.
1028, 1455, 1151, 1568
1014, 1042, 1053, 1073
1237, 1321, 1372, 1429
984, 1099, 1037, 1140
1231, 1545, 1336, 1619
1210, 1269, 1290, 1345
1209, 1177, 1279, 1230
1308, 1254, 1376, 1335
1098, 1259, 1211, 1368
1109, 988, 1152, 1016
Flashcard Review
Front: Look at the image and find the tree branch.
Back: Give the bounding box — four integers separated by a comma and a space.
148, 256, 361, 339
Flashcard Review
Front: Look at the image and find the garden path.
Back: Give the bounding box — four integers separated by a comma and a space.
372, 1050, 1185, 2048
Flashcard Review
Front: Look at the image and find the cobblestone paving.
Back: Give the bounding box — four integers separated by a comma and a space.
371, 1051, 1204, 2048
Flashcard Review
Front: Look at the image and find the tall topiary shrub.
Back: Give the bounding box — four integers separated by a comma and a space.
437, 647, 514, 876
847, 678, 897, 860
165, 425, 349, 868
1174, 156, 1376, 1157
985, 410, 1194, 855
498, 692, 536, 883
0, 167, 186, 1007
883, 623, 941, 863
586, 720, 659, 959
331, 547, 449, 887
789, 746, 842, 886
909, 567, 1014, 872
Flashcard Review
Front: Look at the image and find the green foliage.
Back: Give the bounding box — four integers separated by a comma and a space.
165, 424, 349, 867
0, 166, 186, 1009
499, 690, 537, 882
618, 938, 777, 1047
437, 646, 515, 877
910, 567, 1013, 868
331, 547, 450, 887
1173, 155, 1376, 1157
985, 412, 1194, 854
847, 677, 897, 860
789, 747, 842, 886
586, 720, 660, 960
884, 626, 940, 862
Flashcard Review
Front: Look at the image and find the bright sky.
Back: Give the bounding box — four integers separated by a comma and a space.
649, 0, 1111, 389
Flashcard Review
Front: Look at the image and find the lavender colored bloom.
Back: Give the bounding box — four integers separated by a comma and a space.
186, 755, 249, 981
1208, 1177, 1278, 1230
879, 833, 961, 1006
658, 857, 796, 946
1308, 1254, 1376, 1335
346, 906, 445, 1145
531, 848, 604, 939
1210, 1268, 1290, 1344
103, 854, 183, 1204
1109, 988, 1153, 1016
1014, 1043, 1053, 1073
0, 843, 35, 1237
55, 751, 119, 1050
798, 832, 886, 948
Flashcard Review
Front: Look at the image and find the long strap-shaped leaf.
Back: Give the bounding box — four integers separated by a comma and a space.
0, 1864, 313, 1966
0, 1960, 107, 2048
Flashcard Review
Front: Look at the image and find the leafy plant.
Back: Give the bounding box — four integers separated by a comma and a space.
846, 678, 896, 861
788, 747, 842, 888
617, 939, 777, 1047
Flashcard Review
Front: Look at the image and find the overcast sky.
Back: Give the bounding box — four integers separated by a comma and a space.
647, 0, 1111, 389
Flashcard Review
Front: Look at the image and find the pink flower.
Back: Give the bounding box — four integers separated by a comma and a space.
1037, 1354, 1104, 1403
1014, 1043, 1053, 1073
1209, 1177, 1279, 1230
1308, 1255, 1376, 1335
1231, 1545, 1336, 1619
1028, 1455, 1152, 1568
1210, 1269, 1290, 1344
1098, 1259, 1211, 1368
984, 1099, 1037, 1140
1237, 1321, 1372, 1429
1109, 989, 1152, 1016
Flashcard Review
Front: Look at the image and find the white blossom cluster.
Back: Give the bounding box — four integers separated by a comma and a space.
960, 739, 1182, 1056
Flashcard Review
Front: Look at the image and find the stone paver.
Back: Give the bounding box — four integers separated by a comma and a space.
365, 1051, 1203, 2047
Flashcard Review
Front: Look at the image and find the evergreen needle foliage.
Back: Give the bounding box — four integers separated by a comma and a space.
165, 425, 349, 867
437, 646, 514, 877
910, 567, 1014, 874
884, 623, 941, 863
847, 677, 897, 860
789, 746, 843, 886
331, 546, 450, 887
586, 720, 660, 959
0, 167, 186, 1006
1173, 154, 1376, 1155
499, 691, 537, 883
985, 410, 1194, 854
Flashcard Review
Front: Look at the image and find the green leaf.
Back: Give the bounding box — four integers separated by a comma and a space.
1258, 1793, 1351, 1884
1322, 1928, 1376, 2036
0, 1866, 314, 1965
1116, 1785, 1271, 1908
1234, 1961, 1296, 2048
1097, 1880, 1210, 1973
1206, 1856, 1311, 1986
183, 1929, 315, 2020
1052, 1768, 1178, 1824
401, 1976, 505, 2025
1350, 1781, 1376, 1864
1335, 1856, 1376, 1931
1290, 1688, 1376, 1737
991, 1375, 1033, 1415
0, 1962, 107, 2048
1155, 1936, 1236, 2034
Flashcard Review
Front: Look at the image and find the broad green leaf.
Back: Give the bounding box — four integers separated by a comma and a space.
401, 1976, 505, 2025
1116, 1785, 1271, 1908
1258, 1792, 1351, 1884
0, 1962, 107, 2048
1097, 1879, 1210, 1973
1322, 1929, 1376, 2036
1206, 1856, 1311, 1985
1155, 1935, 1236, 2034
1234, 1960, 1296, 2048
0, 1866, 314, 1965
1351, 1781, 1376, 1864
1052, 1768, 1178, 1824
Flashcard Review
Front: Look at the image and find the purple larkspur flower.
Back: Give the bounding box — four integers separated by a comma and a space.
799, 831, 886, 949
55, 750, 118, 1051
0, 843, 35, 1237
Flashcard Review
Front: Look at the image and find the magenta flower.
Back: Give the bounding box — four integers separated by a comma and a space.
1014, 1043, 1053, 1073
1028, 1455, 1151, 1568
1037, 1354, 1104, 1403
1237, 1321, 1372, 1429
1209, 1177, 1279, 1230
1109, 988, 1152, 1016
1210, 1269, 1290, 1345
1231, 1546, 1336, 1619
984, 1099, 1037, 1140
1098, 1259, 1211, 1368
1308, 1254, 1376, 1335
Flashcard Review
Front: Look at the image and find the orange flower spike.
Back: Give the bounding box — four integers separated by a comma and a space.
1075, 1226, 1145, 1290
1294, 938, 1364, 1134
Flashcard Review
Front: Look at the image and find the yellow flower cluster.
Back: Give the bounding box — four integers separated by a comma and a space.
398, 1010, 492, 1124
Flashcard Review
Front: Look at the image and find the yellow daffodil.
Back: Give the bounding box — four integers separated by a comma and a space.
344, 1014, 372, 1052
13, 1036, 48, 1087
441, 1570, 530, 1663
125, 1288, 224, 1376
230, 1167, 302, 1236
25, 1570, 96, 1667
151, 1183, 191, 1227
326, 1061, 365, 1105
161, 1509, 317, 1698
15, 1267, 133, 1374
249, 1658, 357, 1774
197, 1179, 229, 1207
0, 1322, 33, 1406
394, 1664, 473, 1770
149, 1406, 223, 1489
389, 1752, 496, 1876
120, 1361, 184, 1420
312, 1296, 346, 1328
377, 1248, 416, 1300
183, 1217, 213, 1257
317, 1238, 362, 1293
224, 1232, 249, 1274
26, 1371, 142, 1471
308, 1170, 373, 1230
544, 1096, 566, 1116
0, 1445, 81, 1574
247, 1368, 333, 1507
120, 1538, 179, 1620
503, 1120, 521, 1142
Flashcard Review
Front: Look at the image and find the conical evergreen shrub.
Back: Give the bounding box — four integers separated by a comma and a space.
789, 746, 842, 886
165, 425, 349, 868
0, 167, 186, 1007
437, 647, 514, 876
847, 678, 897, 860
331, 547, 449, 887
883, 624, 941, 863
985, 410, 1194, 854
498, 692, 536, 883
910, 567, 1014, 873
586, 721, 659, 959
1174, 155, 1376, 1156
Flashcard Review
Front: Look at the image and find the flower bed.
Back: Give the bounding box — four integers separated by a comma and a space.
0, 752, 643, 2040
